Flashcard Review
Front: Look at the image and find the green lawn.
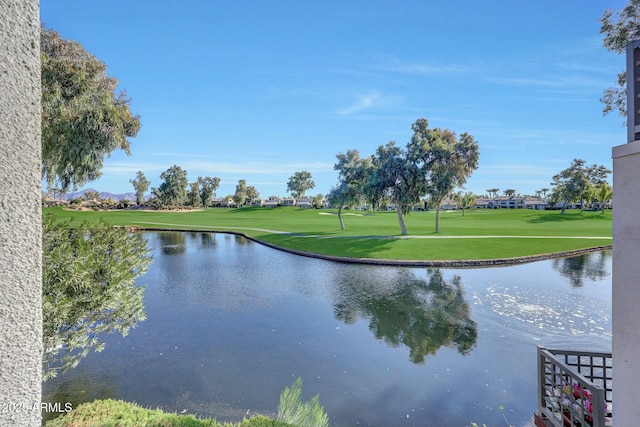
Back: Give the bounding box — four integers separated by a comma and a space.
45, 399, 291, 427
47, 206, 612, 262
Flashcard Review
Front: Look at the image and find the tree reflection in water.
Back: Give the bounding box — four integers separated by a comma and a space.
552, 250, 611, 288
333, 268, 477, 364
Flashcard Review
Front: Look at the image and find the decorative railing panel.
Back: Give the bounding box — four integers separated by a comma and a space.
537, 347, 612, 427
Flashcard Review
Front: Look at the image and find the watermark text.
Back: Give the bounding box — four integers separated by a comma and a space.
0, 402, 73, 413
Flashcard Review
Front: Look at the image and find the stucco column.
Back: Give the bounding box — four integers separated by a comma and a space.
612, 140, 640, 426
0, 0, 43, 426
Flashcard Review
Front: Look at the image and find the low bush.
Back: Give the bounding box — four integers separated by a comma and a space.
277, 378, 329, 427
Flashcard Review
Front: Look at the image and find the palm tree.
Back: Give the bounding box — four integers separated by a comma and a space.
486, 188, 499, 198
541, 188, 549, 199
504, 189, 516, 197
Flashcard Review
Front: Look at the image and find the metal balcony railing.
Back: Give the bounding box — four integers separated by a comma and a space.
537, 347, 612, 427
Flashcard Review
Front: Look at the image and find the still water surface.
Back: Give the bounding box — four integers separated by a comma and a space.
43, 232, 612, 427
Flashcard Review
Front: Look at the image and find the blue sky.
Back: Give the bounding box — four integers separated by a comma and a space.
41, 0, 628, 198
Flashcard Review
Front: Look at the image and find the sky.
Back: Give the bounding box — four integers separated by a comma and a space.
41, 0, 629, 199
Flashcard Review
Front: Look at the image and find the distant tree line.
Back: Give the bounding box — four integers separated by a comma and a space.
482, 159, 612, 214
129, 167, 320, 209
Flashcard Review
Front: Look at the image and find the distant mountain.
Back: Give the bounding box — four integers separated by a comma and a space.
44, 188, 151, 201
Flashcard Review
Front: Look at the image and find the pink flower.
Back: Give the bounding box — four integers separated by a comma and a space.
572, 383, 582, 400
585, 400, 593, 413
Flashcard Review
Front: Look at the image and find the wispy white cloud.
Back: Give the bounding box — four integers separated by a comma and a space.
469, 120, 623, 148
376, 56, 472, 76
182, 160, 334, 175
481, 143, 526, 152
480, 164, 559, 177
102, 163, 160, 174
488, 74, 606, 90
482, 37, 618, 92
335, 91, 403, 115
147, 152, 196, 157
335, 91, 381, 115
556, 60, 619, 76
103, 159, 334, 177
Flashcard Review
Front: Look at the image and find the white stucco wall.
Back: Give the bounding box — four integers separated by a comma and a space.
0, 0, 43, 426
612, 140, 640, 426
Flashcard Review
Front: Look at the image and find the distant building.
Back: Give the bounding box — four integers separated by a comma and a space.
523, 197, 547, 210
474, 196, 548, 210
473, 198, 491, 208
296, 197, 313, 208
439, 197, 457, 210
255, 196, 280, 207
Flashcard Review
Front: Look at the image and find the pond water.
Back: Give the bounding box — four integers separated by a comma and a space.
42, 232, 612, 427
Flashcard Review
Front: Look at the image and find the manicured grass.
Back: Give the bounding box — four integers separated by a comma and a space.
46, 207, 612, 261
44, 399, 291, 427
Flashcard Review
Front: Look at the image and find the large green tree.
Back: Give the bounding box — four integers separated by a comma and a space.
328, 150, 371, 229
41, 26, 140, 192
550, 159, 611, 214
234, 179, 248, 206
407, 118, 479, 233
152, 165, 189, 208
197, 176, 220, 207
40, 26, 152, 382
371, 142, 422, 235
246, 185, 259, 205
42, 215, 152, 380
130, 171, 150, 206
187, 182, 201, 207
287, 171, 315, 198
600, 0, 640, 118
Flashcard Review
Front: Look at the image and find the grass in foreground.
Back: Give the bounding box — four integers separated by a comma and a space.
47, 207, 612, 261
46, 378, 327, 427
44, 399, 291, 427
